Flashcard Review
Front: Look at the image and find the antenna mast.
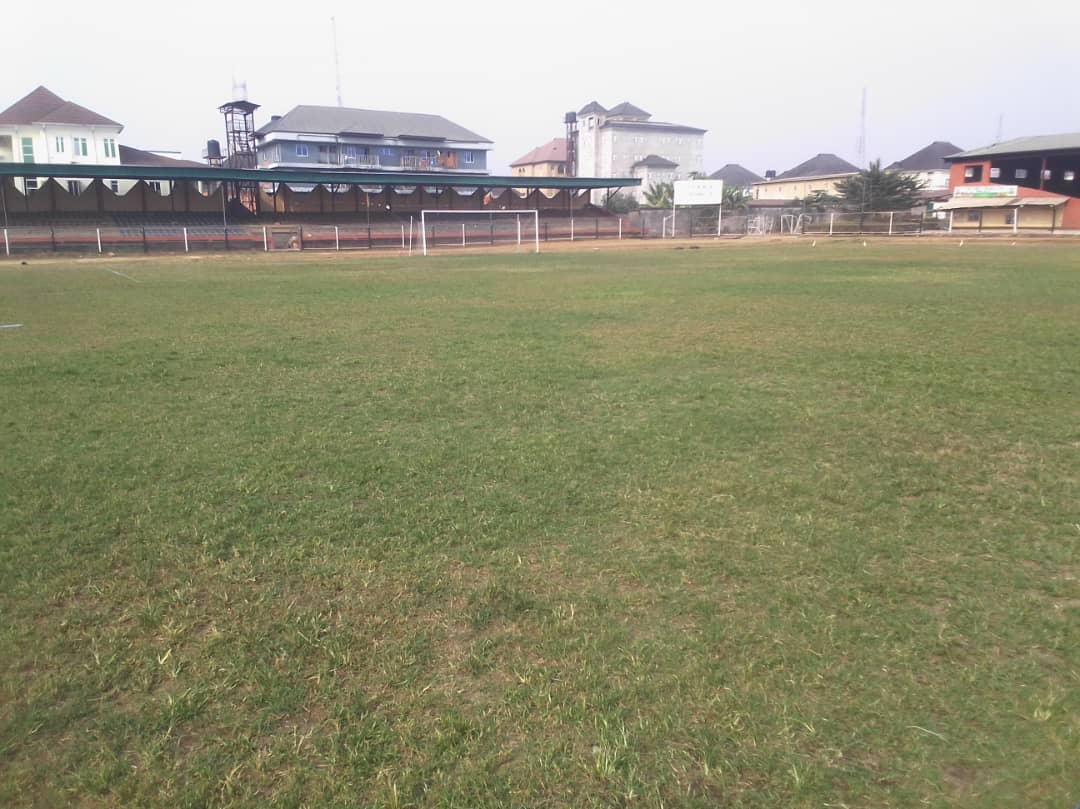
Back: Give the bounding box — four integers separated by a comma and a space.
857, 87, 867, 169
995, 113, 1004, 143
331, 17, 343, 107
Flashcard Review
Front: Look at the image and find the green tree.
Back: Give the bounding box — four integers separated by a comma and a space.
643, 182, 673, 207
834, 159, 926, 212
721, 185, 751, 212
799, 190, 838, 213
605, 192, 640, 214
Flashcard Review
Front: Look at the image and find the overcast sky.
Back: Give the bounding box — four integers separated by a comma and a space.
7, 0, 1080, 175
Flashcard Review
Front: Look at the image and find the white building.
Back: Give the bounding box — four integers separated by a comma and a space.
574, 101, 705, 203
0, 86, 198, 199
0, 86, 123, 195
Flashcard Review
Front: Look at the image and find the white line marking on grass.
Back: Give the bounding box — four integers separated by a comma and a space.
0, 323, 23, 329
107, 269, 140, 283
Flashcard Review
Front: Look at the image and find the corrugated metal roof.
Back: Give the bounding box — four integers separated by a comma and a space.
934, 194, 1069, 210
257, 105, 491, 144
0, 85, 122, 128
0, 161, 638, 190
948, 134, 1080, 160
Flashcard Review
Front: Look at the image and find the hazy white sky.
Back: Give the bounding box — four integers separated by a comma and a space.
6, 0, 1080, 175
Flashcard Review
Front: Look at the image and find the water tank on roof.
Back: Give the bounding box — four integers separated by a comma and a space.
765, 169, 777, 180
564, 111, 577, 124
270, 115, 282, 123
205, 139, 222, 160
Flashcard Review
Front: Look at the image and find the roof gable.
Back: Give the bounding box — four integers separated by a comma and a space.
578, 101, 607, 116
257, 105, 491, 144
607, 102, 650, 119
510, 138, 567, 167
632, 154, 678, 169
709, 163, 764, 185
777, 153, 859, 179
887, 141, 962, 171
0, 86, 121, 127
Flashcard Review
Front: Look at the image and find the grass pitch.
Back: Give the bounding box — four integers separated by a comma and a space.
1, 242, 1078, 808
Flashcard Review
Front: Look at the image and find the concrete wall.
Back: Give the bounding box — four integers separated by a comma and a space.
513, 161, 567, 178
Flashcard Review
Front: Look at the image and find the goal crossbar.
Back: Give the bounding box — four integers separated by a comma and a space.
419, 209, 540, 256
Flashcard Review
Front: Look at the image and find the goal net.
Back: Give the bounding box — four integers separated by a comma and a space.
419, 210, 540, 256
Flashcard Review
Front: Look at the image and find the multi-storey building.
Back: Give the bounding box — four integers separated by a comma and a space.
939, 134, 1080, 230
0, 86, 198, 199
0, 86, 123, 195
255, 105, 492, 175
574, 101, 705, 203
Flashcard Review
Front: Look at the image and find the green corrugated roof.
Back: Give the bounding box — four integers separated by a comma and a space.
0, 162, 639, 190
948, 133, 1080, 160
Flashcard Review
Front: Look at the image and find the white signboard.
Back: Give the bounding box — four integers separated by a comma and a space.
954, 185, 1018, 198
674, 179, 724, 206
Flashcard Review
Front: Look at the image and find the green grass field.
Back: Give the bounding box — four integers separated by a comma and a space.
1, 242, 1078, 808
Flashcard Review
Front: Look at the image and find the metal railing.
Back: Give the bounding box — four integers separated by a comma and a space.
0, 217, 642, 257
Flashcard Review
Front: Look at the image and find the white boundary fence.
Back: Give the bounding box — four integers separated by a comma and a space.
419, 210, 540, 256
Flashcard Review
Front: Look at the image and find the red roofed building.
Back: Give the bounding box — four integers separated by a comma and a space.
510, 138, 568, 178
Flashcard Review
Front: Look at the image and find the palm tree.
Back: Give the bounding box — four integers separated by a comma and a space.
644, 182, 673, 207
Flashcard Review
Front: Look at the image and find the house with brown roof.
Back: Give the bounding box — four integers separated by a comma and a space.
0, 85, 197, 197
510, 138, 568, 178
0, 86, 124, 195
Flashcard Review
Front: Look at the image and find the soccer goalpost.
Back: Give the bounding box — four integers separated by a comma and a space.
419, 209, 540, 256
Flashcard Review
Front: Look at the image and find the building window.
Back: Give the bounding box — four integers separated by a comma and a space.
109, 180, 119, 193
148, 180, 162, 193
1015, 168, 1028, 180
103, 138, 117, 159
24, 178, 38, 192
73, 137, 89, 157
1004, 211, 1015, 225
343, 145, 357, 159
989, 167, 1001, 179
381, 147, 394, 156
464, 150, 474, 164
1043, 169, 1052, 181
967, 211, 981, 222
1065, 171, 1076, 182
964, 165, 983, 183
67, 180, 81, 196
55, 136, 65, 153
21, 137, 34, 162
295, 143, 309, 157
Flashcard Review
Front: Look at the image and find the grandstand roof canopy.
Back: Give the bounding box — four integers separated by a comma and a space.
0, 162, 639, 191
